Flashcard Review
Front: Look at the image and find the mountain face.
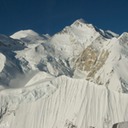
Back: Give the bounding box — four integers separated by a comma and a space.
0, 19, 128, 128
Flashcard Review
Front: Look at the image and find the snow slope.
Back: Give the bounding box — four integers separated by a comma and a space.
0, 19, 128, 128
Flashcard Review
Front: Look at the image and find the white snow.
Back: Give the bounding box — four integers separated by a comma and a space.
0, 53, 6, 72
10, 30, 39, 39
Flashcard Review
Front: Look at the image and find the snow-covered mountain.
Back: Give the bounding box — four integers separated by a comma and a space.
0, 19, 128, 128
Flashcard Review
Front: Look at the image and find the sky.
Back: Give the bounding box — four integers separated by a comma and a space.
0, 0, 128, 36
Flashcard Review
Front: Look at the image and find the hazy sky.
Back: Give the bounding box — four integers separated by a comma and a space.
0, 0, 128, 35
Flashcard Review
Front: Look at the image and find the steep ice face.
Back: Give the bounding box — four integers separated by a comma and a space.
0, 76, 128, 128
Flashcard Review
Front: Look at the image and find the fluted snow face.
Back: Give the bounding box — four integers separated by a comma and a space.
1, 76, 128, 128
0, 19, 128, 128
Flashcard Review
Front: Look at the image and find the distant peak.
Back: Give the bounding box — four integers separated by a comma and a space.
105, 30, 119, 37
118, 32, 128, 41
120, 32, 128, 37
75, 18, 86, 23
72, 19, 87, 25
10, 29, 39, 39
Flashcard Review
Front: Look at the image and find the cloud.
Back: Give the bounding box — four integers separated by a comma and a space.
9, 70, 38, 88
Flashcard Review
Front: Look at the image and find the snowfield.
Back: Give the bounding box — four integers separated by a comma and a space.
0, 19, 128, 128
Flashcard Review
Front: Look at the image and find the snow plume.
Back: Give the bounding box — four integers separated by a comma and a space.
9, 70, 38, 88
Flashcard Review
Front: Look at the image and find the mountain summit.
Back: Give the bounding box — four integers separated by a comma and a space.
0, 19, 128, 128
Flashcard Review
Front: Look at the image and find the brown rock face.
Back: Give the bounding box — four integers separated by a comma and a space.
75, 45, 109, 79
